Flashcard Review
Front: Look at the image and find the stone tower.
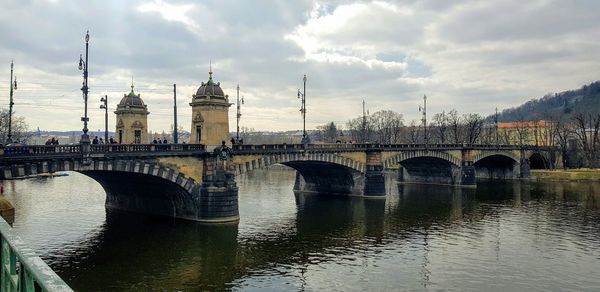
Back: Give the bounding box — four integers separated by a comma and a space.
114, 84, 150, 144
190, 67, 232, 149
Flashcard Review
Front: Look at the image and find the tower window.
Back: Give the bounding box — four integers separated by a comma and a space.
196, 126, 202, 144
134, 130, 141, 144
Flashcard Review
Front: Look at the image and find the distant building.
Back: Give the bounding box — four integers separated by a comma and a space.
189, 67, 232, 148
114, 84, 149, 144
497, 120, 552, 146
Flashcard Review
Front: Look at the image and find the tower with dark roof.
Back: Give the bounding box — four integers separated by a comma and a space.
190, 66, 232, 148
114, 83, 150, 144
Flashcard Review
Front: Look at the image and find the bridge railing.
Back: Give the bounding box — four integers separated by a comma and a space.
231, 143, 538, 152
0, 216, 73, 291
233, 144, 305, 151
90, 144, 205, 153
0, 145, 82, 157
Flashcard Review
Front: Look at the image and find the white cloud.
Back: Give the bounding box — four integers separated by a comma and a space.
137, 0, 197, 28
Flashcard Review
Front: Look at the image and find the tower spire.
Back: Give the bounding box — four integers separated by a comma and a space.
130, 76, 135, 93
208, 60, 213, 80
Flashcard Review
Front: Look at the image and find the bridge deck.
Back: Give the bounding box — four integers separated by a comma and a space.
0, 143, 551, 161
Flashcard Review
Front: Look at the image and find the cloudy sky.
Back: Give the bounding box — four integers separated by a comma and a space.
1, 0, 599, 133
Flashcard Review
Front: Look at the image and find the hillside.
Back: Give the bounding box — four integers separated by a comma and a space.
497, 81, 600, 122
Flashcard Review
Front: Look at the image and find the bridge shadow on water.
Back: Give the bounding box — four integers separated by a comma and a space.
45, 176, 600, 291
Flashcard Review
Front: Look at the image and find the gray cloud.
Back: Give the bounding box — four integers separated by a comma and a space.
0, 0, 598, 133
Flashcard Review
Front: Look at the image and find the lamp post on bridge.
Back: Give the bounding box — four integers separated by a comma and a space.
236, 84, 244, 143
419, 94, 428, 147
78, 30, 91, 150
173, 84, 178, 144
7, 61, 17, 144
297, 74, 308, 144
362, 99, 369, 143
495, 107, 499, 147
100, 95, 108, 142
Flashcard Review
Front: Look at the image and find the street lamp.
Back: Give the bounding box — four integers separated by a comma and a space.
7, 61, 17, 144
418, 94, 428, 146
297, 74, 308, 143
100, 95, 108, 142
236, 84, 244, 143
362, 99, 369, 143
78, 30, 90, 147
495, 107, 499, 147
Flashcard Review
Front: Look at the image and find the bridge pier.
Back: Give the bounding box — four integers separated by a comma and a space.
520, 157, 530, 178
198, 159, 239, 223
459, 161, 476, 187
364, 149, 385, 197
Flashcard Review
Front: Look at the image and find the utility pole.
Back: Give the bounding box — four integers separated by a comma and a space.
236, 84, 244, 143
495, 107, 499, 146
362, 99, 367, 143
100, 95, 108, 142
173, 84, 178, 144
419, 94, 428, 146
297, 74, 307, 143
7, 61, 17, 143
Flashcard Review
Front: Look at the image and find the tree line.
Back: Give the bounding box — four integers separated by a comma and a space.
312, 109, 492, 145
310, 108, 600, 169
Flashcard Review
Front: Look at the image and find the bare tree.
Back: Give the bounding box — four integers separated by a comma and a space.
431, 111, 449, 143
346, 116, 374, 143
514, 114, 529, 146
370, 110, 404, 143
0, 109, 31, 144
553, 115, 573, 169
404, 120, 420, 144
572, 112, 600, 168
448, 110, 462, 143
462, 113, 484, 144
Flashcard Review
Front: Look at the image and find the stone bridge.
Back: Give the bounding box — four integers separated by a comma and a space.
0, 143, 559, 223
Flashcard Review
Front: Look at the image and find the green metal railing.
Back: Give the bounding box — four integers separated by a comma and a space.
0, 217, 72, 292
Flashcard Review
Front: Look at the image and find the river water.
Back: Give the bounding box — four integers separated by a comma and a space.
2, 168, 600, 291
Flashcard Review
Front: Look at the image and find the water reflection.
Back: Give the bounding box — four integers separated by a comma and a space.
2, 170, 600, 291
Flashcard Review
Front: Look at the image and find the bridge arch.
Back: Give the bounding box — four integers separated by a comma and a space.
234, 152, 366, 195
473, 152, 520, 180
473, 151, 519, 164
383, 151, 462, 185
383, 150, 461, 168
0, 158, 237, 222
529, 152, 549, 169
78, 159, 203, 220
234, 152, 365, 175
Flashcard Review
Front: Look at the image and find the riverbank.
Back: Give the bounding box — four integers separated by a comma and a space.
530, 169, 600, 181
